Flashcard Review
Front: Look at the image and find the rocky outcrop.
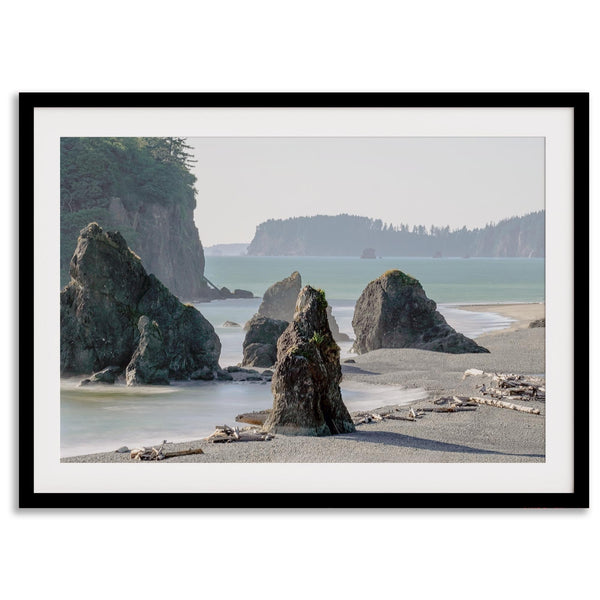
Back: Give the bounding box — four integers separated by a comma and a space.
60, 223, 221, 381
352, 270, 489, 354
255, 271, 349, 342
264, 286, 355, 436
78, 365, 122, 386
257, 271, 302, 322
326, 306, 351, 342
125, 316, 170, 385
218, 287, 254, 299
528, 318, 546, 328
242, 316, 288, 368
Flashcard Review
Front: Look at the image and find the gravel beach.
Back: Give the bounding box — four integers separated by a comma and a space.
62, 305, 545, 464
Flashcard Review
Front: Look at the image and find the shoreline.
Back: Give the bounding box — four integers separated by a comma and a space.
62, 325, 545, 463
456, 302, 544, 334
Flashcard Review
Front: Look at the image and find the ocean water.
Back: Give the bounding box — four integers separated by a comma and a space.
61, 379, 428, 457
205, 256, 545, 304
61, 256, 544, 457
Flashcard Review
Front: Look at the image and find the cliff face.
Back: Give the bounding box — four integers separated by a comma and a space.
106, 197, 207, 300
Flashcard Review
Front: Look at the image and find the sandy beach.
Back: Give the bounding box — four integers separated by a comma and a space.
62, 303, 545, 464
457, 302, 545, 334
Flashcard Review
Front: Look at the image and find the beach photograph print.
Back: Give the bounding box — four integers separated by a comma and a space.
59, 136, 545, 464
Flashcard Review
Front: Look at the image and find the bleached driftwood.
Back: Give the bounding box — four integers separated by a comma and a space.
207, 425, 274, 443
462, 368, 493, 379
130, 441, 205, 460
130, 441, 166, 461
352, 406, 425, 425
465, 370, 546, 402
455, 395, 541, 415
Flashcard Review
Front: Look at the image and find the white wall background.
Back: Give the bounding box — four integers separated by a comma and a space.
2, 2, 596, 599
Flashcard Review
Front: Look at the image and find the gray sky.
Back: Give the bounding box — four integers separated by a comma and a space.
188, 137, 544, 247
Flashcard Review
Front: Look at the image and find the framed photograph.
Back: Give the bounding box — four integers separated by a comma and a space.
20, 92, 588, 508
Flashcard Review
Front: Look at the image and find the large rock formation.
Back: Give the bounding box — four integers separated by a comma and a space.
264, 286, 355, 436
255, 271, 349, 342
60, 223, 221, 380
257, 271, 302, 322
242, 315, 288, 368
352, 270, 489, 354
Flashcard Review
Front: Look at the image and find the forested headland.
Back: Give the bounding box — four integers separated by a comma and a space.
60, 137, 211, 299
247, 212, 544, 258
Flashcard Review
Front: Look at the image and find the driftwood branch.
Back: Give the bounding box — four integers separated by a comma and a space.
455, 395, 541, 415
162, 448, 205, 458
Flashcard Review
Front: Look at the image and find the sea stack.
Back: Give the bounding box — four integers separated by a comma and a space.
352, 269, 489, 354
253, 271, 350, 342
60, 223, 221, 381
264, 286, 355, 436
256, 271, 302, 322
241, 315, 288, 367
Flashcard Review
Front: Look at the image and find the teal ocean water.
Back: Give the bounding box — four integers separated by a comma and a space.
205, 256, 545, 304
61, 256, 544, 457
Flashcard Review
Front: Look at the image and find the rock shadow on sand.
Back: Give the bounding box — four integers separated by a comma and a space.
341, 365, 381, 376
339, 430, 545, 459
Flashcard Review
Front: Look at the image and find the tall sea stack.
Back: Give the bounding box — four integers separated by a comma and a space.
264, 286, 355, 436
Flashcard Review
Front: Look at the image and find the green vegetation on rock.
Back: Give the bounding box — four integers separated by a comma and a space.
310, 331, 326, 345
381, 269, 420, 286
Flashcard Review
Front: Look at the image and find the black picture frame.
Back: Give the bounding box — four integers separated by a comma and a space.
19, 92, 589, 509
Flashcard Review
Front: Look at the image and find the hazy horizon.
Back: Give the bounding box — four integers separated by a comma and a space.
188, 137, 544, 246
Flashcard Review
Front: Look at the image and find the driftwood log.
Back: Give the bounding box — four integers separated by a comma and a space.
235, 410, 271, 426
130, 441, 205, 461
207, 425, 274, 443
454, 395, 541, 415
352, 406, 425, 425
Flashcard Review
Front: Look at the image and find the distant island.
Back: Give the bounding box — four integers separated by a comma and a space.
204, 243, 249, 256
247, 212, 545, 258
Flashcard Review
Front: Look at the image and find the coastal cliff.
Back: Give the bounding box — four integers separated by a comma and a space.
60, 137, 212, 300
